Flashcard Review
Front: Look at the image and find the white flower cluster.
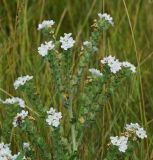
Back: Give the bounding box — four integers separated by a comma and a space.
14, 75, 33, 90
125, 123, 147, 139
98, 13, 114, 26
89, 68, 103, 77
0, 97, 25, 108
0, 142, 20, 160
60, 33, 75, 50
13, 110, 28, 127
46, 107, 62, 127
101, 55, 136, 74
110, 123, 147, 153
37, 20, 75, 53
101, 56, 121, 74
38, 20, 55, 30
38, 41, 55, 57
110, 136, 128, 152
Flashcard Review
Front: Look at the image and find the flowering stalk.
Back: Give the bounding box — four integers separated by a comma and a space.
58, 32, 78, 155
71, 14, 115, 151
75, 15, 111, 93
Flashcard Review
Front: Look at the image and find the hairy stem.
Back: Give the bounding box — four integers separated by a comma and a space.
69, 90, 77, 153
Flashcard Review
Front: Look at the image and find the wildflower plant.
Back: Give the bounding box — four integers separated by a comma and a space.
0, 12, 147, 160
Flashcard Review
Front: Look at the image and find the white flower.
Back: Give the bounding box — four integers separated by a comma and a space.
38, 43, 48, 56
110, 136, 120, 146
23, 142, 30, 150
101, 55, 115, 64
136, 128, 147, 139
125, 123, 140, 131
38, 20, 55, 30
0, 142, 20, 160
125, 123, 147, 139
14, 75, 33, 89
118, 143, 128, 152
46, 41, 55, 50
47, 107, 56, 115
110, 136, 128, 153
101, 55, 136, 74
0, 97, 25, 108
118, 136, 128, 152
60, 33, 75, 50
109, 60, 122, 74
98, 13, 114, 26
89, 68, 103, 77
101, 55, 122, 74
38, 41, 55, 57
46, 107, 62, 127
13, 110, 28, 127
122, 61, 136, 73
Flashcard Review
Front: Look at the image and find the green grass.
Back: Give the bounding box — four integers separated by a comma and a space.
0, 0, 153, 159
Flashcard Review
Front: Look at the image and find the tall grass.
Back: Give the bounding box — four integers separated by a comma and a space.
0, 0, 153, 159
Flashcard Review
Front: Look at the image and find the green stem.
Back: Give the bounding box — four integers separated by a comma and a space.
69, 90, 77, 153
